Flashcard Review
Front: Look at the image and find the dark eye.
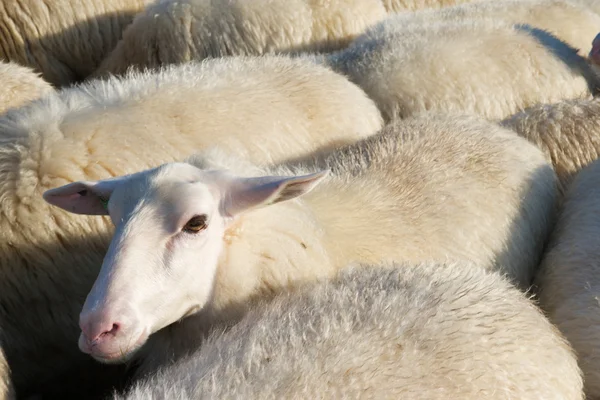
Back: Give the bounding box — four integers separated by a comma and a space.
183, 215, 208, 233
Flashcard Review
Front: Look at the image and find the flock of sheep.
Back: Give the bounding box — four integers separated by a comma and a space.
3, 0, 600, 398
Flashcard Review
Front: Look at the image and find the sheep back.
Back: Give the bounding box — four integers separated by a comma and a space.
120, 261, 583, 400
93, 0, 387, 77
326, 17, 599, 121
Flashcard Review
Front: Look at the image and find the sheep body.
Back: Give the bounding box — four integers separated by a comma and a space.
535, 158, 600, 398
324, 17, 599, 121
500, 98, 600, 196
0, 62, 53, 115
62, 114, 558, 374
0, 0, 150, 86
203, 113, 555, 293
0, 55, 381, 398
119, 262, 583, 400
380, 0, 600, 54
93, 0, 388, 77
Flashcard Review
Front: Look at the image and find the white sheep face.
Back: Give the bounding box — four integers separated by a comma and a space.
43, 162, 327, 363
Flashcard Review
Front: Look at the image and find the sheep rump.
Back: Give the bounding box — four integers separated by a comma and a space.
119, 262, 583, 400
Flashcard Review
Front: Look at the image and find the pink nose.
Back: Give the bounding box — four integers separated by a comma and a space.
79, 313, 122, 345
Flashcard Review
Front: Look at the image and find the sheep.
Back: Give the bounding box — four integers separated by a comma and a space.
92, 0, 389, 78
0, 0, 151, 87
0, 55, 382, 398
535, 158, 600, 399
499, 98, 600, 197
382, 0, 484, 13
0, 62, 53, 115
116, 261, 583, 400
0, 343, 13, 400
322, 16, 600, 122
377, 0, 600, 55
42, 113, 558, 375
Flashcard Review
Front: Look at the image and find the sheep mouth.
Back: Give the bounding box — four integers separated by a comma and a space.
89, 331, 148, 364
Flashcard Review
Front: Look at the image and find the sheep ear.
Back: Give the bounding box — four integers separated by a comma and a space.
223, 170, 329, 217
43, 178, 122, 215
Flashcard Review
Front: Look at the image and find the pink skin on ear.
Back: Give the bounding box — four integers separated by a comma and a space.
43, 180, 116, 215
223, 170, 330, 217
589, 33, 600, 65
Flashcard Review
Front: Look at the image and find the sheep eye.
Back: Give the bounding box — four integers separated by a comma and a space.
183, 215, 208, 233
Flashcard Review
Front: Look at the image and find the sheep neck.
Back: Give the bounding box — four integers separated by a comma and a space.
211, 193, 332, 312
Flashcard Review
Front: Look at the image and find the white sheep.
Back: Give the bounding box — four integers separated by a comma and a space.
0, 55, 381, 398
0, 62, 53, 115
322, 16, 600, 122
92, 0, 389, 78
500, 98, 600, 196
382, 0, 484, 13
535, 158, 600, 399
117, 261, 583, 400
43, 113, 558, 373
0, 0, 152, 87
379, 0, 600, 55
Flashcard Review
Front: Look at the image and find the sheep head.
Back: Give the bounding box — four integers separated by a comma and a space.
43, 160, 328, 363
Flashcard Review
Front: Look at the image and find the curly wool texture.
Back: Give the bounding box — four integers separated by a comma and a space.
0, 0, 150, 87
535, 159, 600, 399
119, 262, 582, 400
324, 16, 600, 122
92, 0, 388, 77
500, 98, 600, 197
0, 55, 381, 398
0, 62, 53, 115
133, 113, 557, 377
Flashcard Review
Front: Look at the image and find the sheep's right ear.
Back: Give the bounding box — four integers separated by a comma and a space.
223, 170, 329, 217
43, 178, 122, 215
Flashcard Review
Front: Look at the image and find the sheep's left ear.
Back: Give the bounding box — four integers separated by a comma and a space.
223, 170, 329, 217
43, 177, 123, 215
